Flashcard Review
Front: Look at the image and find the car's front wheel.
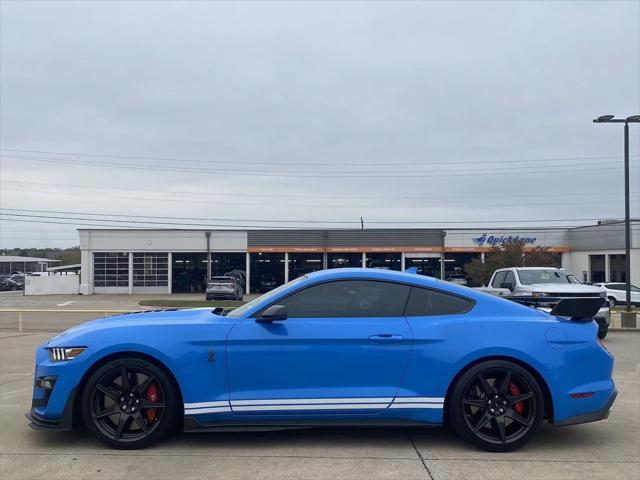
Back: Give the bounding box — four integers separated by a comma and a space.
607, 297, 616, 308
81, 357, 178, 449
449, 360, 544, 452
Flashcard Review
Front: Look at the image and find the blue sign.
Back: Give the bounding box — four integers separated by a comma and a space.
472, 234, 537, 247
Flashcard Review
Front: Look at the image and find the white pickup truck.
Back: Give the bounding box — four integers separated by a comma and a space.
478, 267, 611, 338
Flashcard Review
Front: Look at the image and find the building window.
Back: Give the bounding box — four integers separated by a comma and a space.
327, 253, 362, 268
133, 253, 168, 287
288, 253, 324, 280
365, 252, 401, 271
609, 254, 626, 283
93, 252, 129, 287
589, 254, 606, 283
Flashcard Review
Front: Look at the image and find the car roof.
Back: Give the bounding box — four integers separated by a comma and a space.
237, 267, 541, 319
502, 267, 562, 270
303, 268, 475, 298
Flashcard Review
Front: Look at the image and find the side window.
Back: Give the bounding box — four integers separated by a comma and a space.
491, 271, 507, 288
503, 271, 515, 287
404, 287, 474, 316
277, 280, 411, 318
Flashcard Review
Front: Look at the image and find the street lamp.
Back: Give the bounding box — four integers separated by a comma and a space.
593, 114, 640, 316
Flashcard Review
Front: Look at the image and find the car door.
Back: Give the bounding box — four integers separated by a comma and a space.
225, 279, 414, 415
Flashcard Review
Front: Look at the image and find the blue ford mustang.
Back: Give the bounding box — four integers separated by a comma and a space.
27, 268, 616, 451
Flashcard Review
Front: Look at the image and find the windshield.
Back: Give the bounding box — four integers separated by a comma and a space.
225, 276, 307, 318
516, 269, 581, 285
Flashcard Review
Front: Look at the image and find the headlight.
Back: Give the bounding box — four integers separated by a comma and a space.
48, 347, 86, 362
600, 292, 607, 299
531, 292, 549, 297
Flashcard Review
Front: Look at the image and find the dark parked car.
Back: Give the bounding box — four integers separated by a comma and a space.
0, 276, 23, 291
257, 276, 278, 293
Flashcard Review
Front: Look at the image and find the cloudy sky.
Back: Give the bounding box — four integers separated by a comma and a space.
1, 0, 639, 248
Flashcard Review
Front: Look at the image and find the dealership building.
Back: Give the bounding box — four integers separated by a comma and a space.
77, 221, 640, 295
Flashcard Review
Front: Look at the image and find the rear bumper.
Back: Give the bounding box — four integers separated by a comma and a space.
206, 293, 237, 300
554, 387, 617, 426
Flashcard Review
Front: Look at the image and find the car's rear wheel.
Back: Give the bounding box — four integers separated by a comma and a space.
449, 360, 544, 452
81, 357, 178, 449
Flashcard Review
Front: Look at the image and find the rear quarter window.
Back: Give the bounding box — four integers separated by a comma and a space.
404, 287, 474, 316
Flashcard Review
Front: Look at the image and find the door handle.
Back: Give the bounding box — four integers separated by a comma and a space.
368, 334, 404, 343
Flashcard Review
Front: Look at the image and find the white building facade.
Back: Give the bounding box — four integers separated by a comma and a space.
78, 221, 639, 295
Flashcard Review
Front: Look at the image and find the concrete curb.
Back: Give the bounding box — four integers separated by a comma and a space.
609, 328, 640, 333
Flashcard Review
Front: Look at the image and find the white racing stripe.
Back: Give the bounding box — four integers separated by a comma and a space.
184, 400, 230, 409
389, 403, 443, 409
184, 396, 444, 415
232, 403, 390, 412
231, 397, 393, 406
392, 397, 444, 403
185, 406, 232, 415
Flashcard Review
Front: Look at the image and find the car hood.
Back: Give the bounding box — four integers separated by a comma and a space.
46, 308, 220, 347
526, 284, 605, 293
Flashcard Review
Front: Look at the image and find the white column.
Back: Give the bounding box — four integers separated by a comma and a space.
362, 252, 367, 268
604, 254, 611, 282
80, 249, 91, 295
128, 252, 133, 295
284, 252, 289, 283
245, 252, 251, 295
167, 252, 172, 294
401, 252, 406, 271
481, 252, 486, 264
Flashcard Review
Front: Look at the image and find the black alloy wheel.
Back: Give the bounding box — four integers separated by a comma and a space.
82, 357, 178, 449
449, 360, 544, 452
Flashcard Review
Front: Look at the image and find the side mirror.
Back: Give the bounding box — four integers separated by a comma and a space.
500, 282, 514, 291
256, 305, 288, 323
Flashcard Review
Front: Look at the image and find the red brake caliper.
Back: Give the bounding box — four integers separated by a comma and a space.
509, 382, 524, 415
145, 383, 158, 424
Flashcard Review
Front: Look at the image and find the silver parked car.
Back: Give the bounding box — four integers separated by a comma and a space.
594, 282, 640, 307
205, 276, 244, 301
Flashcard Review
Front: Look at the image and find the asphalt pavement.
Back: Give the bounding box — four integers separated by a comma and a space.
0, 329, 638, 480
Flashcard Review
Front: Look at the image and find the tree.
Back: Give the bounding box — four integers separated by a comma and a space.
464, 240, 557, 286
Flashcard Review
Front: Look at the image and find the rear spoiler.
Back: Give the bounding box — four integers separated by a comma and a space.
506, 296, 605, 321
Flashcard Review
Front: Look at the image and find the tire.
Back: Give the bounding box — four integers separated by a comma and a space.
449, 360, 544, 452
607, 297, 616, 308
597, 324, 609, 340
81, 357, 178, 449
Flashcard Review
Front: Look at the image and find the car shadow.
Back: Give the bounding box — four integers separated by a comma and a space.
25, 422, 608, 456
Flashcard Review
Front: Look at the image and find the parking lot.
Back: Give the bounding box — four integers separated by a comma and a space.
0, 316, 638, 479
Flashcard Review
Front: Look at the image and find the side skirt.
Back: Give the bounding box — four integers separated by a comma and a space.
183, 416, 440, 433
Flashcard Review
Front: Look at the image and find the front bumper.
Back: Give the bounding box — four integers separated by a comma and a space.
26, 387, 77, 431
26, 344, 86, 431
554, 387, 617, 426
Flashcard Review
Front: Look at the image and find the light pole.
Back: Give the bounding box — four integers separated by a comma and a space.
593, 114, 640, 315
